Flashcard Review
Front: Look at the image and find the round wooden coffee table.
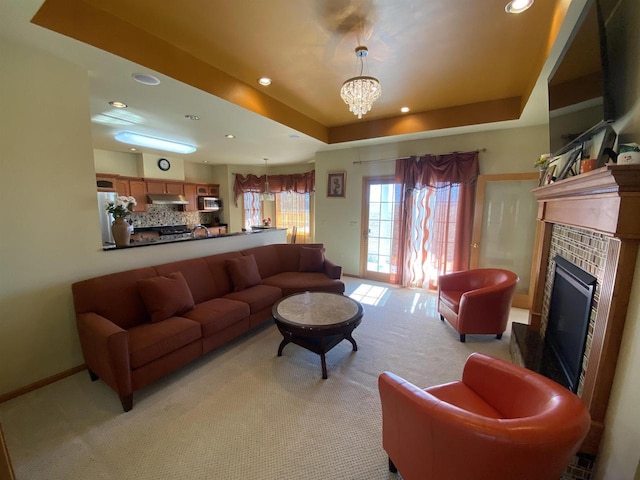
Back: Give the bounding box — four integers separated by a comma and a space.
272, 292, 364, 379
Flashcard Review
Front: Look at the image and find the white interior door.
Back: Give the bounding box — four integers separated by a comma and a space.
471, 173, 539, 308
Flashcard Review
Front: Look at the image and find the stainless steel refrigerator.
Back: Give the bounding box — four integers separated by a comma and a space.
97, 191, 117, 246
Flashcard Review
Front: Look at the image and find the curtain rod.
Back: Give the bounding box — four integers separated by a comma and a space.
352, 148, 486, 165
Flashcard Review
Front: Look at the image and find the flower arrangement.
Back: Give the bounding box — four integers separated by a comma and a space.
534, 153, 552, 170
262, 217, 272, 226
106, 196, 137, 218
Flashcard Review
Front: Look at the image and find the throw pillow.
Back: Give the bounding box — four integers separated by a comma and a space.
225, 255, 262, 292
137, 271, 195, 322
299, 247, 325, 272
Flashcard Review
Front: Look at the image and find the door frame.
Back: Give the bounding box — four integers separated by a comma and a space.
470, 172, 540, 309
360, 175, 397, 282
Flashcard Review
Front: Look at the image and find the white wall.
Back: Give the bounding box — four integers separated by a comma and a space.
314, 124, 549, 274
0, 38, 285, 395
94, 149, 140, 176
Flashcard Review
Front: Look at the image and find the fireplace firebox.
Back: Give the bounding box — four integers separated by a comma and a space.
544, 256, 597, 393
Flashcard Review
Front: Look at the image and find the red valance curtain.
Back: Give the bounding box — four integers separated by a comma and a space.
233, 171, 315, 206
393, 151, 478, 289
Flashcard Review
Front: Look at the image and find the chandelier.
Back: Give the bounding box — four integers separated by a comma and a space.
261, 158, 275, 202
340, 46, 382, 119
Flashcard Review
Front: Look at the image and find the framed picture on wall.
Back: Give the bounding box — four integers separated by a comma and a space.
327, 172, 346, 198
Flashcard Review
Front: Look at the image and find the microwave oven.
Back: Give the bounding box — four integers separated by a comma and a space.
198, 197, 221, 211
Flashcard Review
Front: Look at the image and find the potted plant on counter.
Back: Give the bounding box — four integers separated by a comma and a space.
106, 196, 137, 247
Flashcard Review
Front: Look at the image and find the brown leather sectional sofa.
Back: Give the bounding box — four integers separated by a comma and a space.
72, 243, 344, 412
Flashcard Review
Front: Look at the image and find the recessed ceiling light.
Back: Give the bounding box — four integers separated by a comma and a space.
109, 101, 128, 108
132, 73, 161, 85
258, 77, 272, 86
115, 131, 196, 154
202, 160, 209, 163
185, 114, 200, 120
505, 0, 534, 14
400, 107, 410, 113
225, 134, 236, 139
129, 148, 137, 151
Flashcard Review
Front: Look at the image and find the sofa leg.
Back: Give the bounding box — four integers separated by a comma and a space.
439, 314, 444, 321
88, 369, 99, 381
120, 394, 133, 412
459, 333, 466, 342
496, 333, 503, 340
388, 457, 398, 473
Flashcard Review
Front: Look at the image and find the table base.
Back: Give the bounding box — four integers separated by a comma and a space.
276, 325, 358, 379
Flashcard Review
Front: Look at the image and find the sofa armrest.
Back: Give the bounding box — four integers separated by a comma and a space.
76, 312, 132, 396
323, 258, 342, 279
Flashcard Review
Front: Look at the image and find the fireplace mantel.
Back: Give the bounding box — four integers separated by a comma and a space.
527, 165, 640, 455
532, 164, 640, 238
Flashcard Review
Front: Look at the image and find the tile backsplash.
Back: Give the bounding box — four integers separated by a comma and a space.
130, 205, 218, 228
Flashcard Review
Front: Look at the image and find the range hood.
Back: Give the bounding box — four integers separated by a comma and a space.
146, 194, 189, 205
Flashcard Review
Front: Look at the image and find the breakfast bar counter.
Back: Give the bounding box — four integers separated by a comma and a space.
103, 227, 287, 251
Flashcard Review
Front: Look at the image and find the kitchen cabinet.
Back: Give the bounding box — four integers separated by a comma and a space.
128, 179, 147, 212
96, 173, 117, 192
196, 184, 220, 197
146, 180, 185, 195
183, 183, 198, 212
115, 178, 130, 197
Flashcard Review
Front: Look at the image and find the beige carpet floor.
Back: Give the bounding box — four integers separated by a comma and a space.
0, 278, 528, 480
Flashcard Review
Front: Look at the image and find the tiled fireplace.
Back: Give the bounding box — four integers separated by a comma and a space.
510, 165, 640, 478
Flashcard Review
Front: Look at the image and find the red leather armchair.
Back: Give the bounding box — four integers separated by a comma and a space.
437, 268, 518, 342
378, 353, 590, 480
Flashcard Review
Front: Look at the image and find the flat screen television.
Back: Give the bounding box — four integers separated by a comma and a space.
548, 0, 616, 154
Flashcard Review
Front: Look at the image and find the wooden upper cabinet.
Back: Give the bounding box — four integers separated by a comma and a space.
147, 180, 184, 195
96, 173, 117, 192
183, 183, 198, 212
115, 178, 130, 197
196, 184, 220, 196
128, 179, 147, 212
166, 182, 184, 195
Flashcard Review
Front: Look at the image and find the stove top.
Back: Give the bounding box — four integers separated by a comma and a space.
133, 225, 191, 236
158, 225, 190, 235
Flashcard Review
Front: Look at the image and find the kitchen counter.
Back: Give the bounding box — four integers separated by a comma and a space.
103, 228, 287, 250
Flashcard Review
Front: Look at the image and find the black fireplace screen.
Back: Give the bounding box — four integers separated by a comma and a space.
545, 255, 597, 393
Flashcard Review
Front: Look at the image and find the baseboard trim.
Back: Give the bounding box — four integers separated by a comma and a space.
0, 365, 86, 404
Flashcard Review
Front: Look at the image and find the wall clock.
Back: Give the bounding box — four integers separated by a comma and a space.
157, 158, 171, 171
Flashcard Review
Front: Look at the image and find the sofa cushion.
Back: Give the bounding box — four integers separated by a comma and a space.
262, 272, 345, 296
183, 298, 250, 337
241, 245, 283, 278
203, 251, 243, 297
128, 316, 202, 369
225, 255, 262, 292
299, 247, 325, 272
224, 284, 282, 314
72, 267, 158, 329
425, 382, 502, 419
137, 272, 196, 322
155, 258, 217, 305
440, 290, 463, 314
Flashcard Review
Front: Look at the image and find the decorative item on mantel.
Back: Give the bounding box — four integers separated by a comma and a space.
617, 143, 640, 165
106, 196, 137, 247
534, 153, 552, 186
262, 217, 271, 227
